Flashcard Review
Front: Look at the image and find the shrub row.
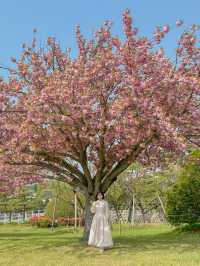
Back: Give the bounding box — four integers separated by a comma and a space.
29, 215, 84, 227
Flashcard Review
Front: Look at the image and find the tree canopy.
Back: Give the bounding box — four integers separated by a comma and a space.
0, 10, 199, 201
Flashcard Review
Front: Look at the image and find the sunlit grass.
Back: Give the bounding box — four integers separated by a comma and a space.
0, 223, 200, 266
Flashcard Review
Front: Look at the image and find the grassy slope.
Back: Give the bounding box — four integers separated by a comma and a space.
0, 224, 200, 266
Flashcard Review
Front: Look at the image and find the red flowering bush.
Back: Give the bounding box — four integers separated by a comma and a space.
29, 215, 84, 227
29, 215, 56, 228
57, 217, 84, 226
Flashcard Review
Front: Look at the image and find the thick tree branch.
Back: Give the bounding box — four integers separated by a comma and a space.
79, 144, 93, 194
25, 149, 88, 185
94, 136, 106, 195
8, 159, 87, 192
101, 131, 158, 192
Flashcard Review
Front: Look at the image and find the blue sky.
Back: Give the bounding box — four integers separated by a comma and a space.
0, 0, 199, 75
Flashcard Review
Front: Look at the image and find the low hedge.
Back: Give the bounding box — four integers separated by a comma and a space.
29, 215, 84, 228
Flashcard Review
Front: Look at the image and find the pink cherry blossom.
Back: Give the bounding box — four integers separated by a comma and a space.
163, 25, 170, 33
0, 10, 199, 201
176, 19, 183, 27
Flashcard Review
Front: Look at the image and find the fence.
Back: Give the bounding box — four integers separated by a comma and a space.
0, 210, 44, 224
1, 208, 189, 226
110, 209, 166, 224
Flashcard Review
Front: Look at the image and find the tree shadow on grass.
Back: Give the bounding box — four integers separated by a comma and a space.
114, 231, 200, 251
0, 230, 75, 238
1, 226, 200, 258
0, 227, 82, 253
64, 230, 200, 258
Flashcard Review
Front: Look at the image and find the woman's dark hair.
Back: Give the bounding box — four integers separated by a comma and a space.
95, 191, 105, 200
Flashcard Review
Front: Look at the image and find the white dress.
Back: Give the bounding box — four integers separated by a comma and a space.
88, 199, 113, 248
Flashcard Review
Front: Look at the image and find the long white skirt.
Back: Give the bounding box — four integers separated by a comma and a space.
88, 214, 113, 248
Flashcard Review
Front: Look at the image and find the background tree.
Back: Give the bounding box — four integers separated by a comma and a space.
108, 162, 178, 223
107, 177, 129, 222
45, 181, 84, 219
0, 10, 200, 240
0, 183, 47, 223
130, 167, 177, 223
166, 149, 200, 226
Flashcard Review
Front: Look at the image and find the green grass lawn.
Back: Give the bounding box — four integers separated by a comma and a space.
0, 223, 200, 266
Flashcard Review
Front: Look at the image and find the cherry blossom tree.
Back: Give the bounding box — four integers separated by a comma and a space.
0, 10, 200, 240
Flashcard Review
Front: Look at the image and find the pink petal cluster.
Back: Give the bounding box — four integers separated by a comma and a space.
0, 10, 199, 194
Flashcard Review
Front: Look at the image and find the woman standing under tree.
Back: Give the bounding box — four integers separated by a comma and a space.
88, 192, 113, 252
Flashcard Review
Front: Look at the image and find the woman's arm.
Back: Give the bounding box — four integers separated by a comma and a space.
90, 201, 96, 214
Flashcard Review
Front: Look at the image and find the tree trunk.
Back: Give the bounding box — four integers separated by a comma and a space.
23, 205, 26, 222
128, 198, 133, 222
137, 200, 146, 223
9, 212, 12, 223
131, 193, 135, 224
141, 210, 146, 223
82, 196, 94, 242
51, 193, 58, 231
157, 194, 166, 216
